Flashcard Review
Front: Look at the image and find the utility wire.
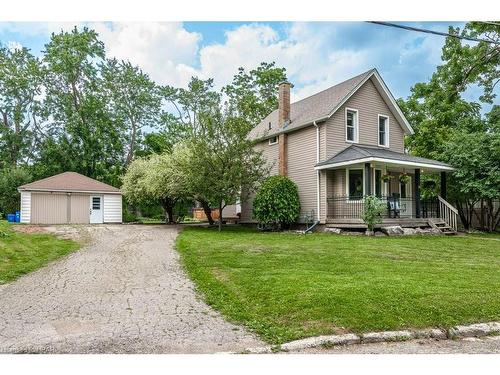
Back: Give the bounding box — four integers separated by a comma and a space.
367, 21, 500, 45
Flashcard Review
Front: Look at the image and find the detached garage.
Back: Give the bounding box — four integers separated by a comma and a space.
18, 172, 122, 224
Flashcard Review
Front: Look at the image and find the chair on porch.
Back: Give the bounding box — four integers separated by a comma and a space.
387, 193, 401, 218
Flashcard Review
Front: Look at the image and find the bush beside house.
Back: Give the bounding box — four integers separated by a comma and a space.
253, 176, 300, 230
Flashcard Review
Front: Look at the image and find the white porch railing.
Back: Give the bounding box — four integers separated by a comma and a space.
438, 195, 459, 231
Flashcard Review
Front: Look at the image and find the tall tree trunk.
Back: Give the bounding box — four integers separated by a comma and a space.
126, 122, 137, 166
162, 198, 175, 224
456, 200, 470, 230
218, 201, 223, 232
200, 200, 214, 225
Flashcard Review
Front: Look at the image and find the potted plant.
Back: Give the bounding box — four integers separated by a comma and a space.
399, 173, 411, 184
381, 174, 392, 183
361, 195, 385, 236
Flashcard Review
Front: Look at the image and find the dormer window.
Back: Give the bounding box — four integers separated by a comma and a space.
345, 108, 359, 143
269, 136, 278, 145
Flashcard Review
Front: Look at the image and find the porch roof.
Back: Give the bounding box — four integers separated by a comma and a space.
315, 145, 454, 172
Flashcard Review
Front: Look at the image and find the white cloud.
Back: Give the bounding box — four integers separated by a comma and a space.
0, 21, 450, 102
89, 22, 201, 87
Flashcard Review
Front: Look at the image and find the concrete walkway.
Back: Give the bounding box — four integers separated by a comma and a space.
0, 225, 263, 353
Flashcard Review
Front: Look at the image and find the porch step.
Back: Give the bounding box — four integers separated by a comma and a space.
429, 219, 457, 235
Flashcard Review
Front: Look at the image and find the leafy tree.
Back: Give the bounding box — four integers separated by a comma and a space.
0, 45, 44, 168
443, 131, 500, 231
398, 22, 500, 230
143, 153, 188, 223
40, 27, 124, 185
253, 176, 300, 230
122, 153, 187, 224
185, 114, 268, 230
223, 62, 288, 126
101, 59, 162, 165
0, 167, 31, 216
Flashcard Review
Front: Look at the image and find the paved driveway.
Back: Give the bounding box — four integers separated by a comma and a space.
0, 225, 263, 353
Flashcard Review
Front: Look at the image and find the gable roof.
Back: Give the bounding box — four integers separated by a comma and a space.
315, 144, 453, 171
18, 172, 121, 193
248, 68, 413, 141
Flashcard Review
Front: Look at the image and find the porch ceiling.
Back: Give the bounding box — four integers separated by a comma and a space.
315, 145, 454, 172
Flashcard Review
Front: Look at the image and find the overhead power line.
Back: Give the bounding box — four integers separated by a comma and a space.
367, 21, 500, 45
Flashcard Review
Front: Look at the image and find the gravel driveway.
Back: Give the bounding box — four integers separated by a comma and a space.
0, 225, 263, 353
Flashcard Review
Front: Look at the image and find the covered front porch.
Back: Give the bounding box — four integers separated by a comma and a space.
316, 145, 457, 230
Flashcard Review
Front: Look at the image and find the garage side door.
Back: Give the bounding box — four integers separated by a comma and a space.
31, 193, 68, 224
70, 194, 90, 224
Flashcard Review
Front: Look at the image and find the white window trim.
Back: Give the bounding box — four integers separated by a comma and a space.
268, 136, 278, 145
373, 168, 387, 197
377, 114, 390, 148
345, 107, 359, 143
345, 167, 365, 202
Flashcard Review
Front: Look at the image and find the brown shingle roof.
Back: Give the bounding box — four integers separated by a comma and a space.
248, 69, 375, 140
19, 172, 121, 193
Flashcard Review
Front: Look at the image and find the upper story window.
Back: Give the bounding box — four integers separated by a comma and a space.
345, 108, 358, 143
378, 115, 389, 147
269, 136, 278, 145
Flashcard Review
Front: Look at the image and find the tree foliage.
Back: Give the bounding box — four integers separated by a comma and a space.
102, 59, 162, 165
0, 167, 31, 216
40, 27, 125, 185
223, 62, 287, 126
0, 45, 43, 168
253, 176, 300, 229
121, 153, 187, 224
399, 22, 500, 231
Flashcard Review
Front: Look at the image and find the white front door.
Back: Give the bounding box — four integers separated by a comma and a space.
90, 196, 103, 224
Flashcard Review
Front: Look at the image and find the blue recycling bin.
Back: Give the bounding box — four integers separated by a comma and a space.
15, 211, 20, 223
7, 214, 16, 223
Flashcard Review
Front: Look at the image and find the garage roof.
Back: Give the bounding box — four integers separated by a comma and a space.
18, 172, 121, 193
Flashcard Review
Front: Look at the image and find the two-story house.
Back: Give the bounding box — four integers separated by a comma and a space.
242, 68, 458, 231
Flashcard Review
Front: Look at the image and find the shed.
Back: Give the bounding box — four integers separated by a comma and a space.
17, 172, 122, 224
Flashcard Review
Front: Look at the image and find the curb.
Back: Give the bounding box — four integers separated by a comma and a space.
239, 321, 500, 353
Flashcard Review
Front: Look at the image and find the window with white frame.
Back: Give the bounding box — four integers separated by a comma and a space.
346, 109, 358, 143
378, 115, 389, 147
269, 136, 278, 145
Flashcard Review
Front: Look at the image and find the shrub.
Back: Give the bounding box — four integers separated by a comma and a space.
253, 176, 300, 229
361, 195, 385, 232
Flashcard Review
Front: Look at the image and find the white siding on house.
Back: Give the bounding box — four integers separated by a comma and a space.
103, 194, 122, 223
20, 192, 31, 223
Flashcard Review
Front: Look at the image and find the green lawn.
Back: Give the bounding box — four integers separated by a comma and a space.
0, 221, 79, 284
176, 226, 500, 344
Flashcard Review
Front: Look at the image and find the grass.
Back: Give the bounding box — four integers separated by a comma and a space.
176, 226, 500, 344
0, 221, 79, 284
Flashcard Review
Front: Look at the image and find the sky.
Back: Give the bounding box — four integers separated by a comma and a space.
0, 21, 473, 103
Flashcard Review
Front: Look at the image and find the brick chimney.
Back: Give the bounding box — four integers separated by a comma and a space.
278, 81, 290, 176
